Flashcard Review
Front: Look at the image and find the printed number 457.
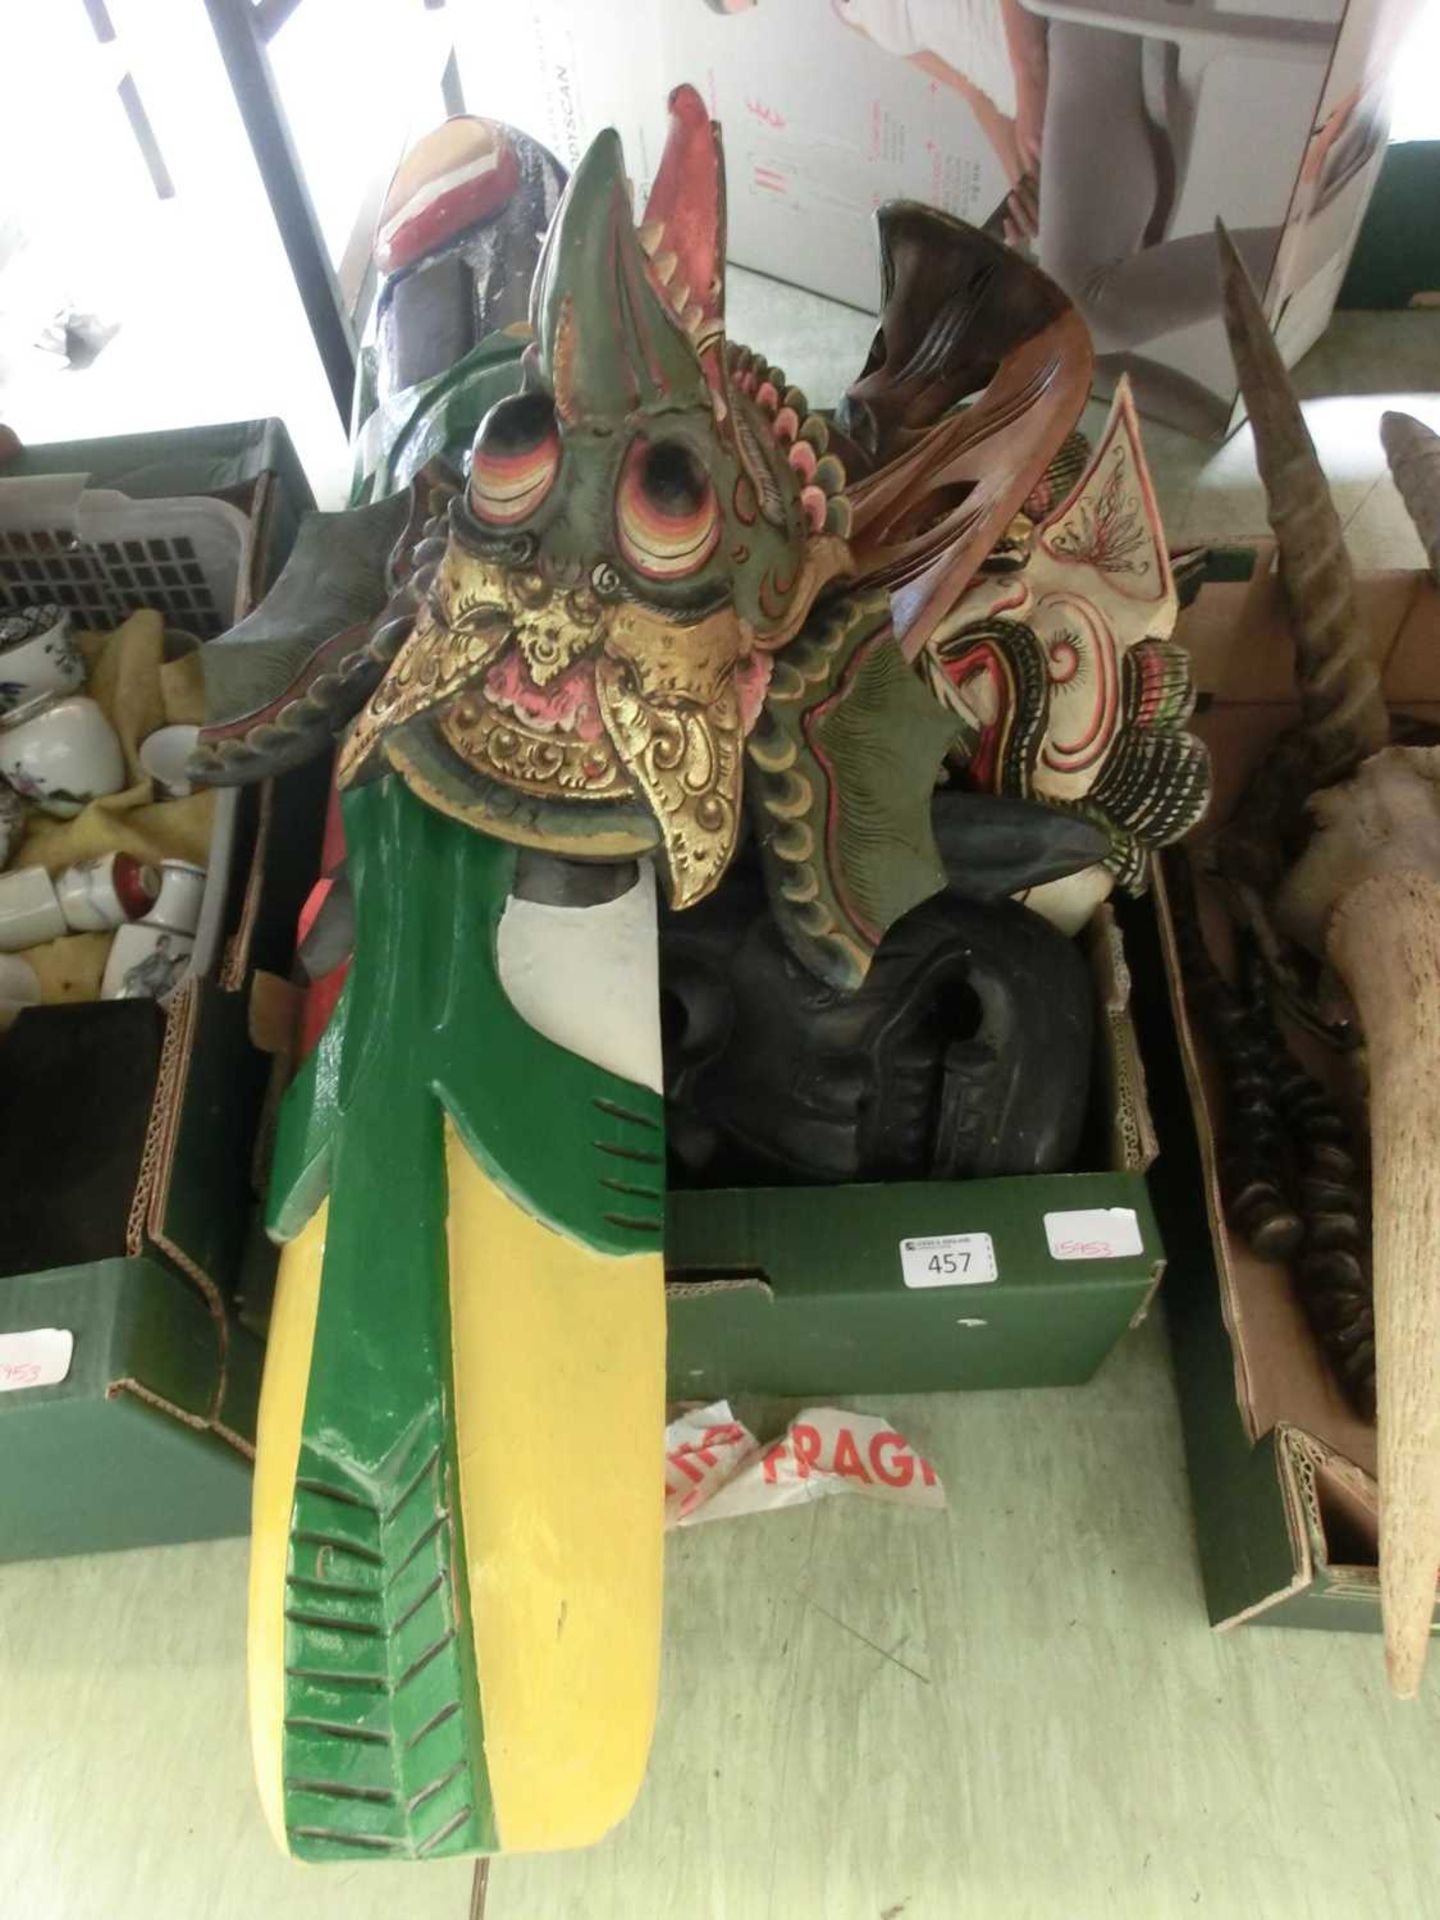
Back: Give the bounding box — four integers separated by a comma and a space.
929, 1250, 969, 1275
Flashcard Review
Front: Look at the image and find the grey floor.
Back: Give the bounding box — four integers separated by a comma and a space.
2, 287, 1439, 1919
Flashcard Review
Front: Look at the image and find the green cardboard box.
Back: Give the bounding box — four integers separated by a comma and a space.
665, 902, 1164, 1399
0, 423, 325, 1564
0, 1255, 261, 1561
1141, 546, 1440, 1632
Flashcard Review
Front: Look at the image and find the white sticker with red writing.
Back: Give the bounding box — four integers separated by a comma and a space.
1043, 1207, 1144, 1261
899, 1231, 997, 1289
664, 1401, 944, 1527
0, 1327, 74, 1393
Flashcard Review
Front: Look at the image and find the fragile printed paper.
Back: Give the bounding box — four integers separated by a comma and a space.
664, 1401, 945, 1527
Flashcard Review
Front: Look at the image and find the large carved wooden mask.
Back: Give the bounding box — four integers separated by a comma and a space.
341, 86, 851, 907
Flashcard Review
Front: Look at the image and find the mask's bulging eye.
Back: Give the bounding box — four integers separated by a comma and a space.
617, 438, 721, 581
468, 392, 560, 525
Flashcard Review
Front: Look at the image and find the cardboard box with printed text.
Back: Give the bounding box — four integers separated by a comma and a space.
455, 0, 1421, 438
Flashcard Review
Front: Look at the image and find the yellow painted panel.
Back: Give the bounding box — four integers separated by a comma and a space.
246, 1202, 328, 1857
444, 1122, 665, 1853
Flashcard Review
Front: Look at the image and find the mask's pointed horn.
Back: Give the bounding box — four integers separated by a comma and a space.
1381, 411, 1440, 585
1215, 220, 1389, 779
641, 84, 726, 383
531, 124, 708, 429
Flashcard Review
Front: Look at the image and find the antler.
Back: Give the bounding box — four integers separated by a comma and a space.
1212, 224, 1440, 1693
1215, 224, 1389, 782
1276, 750, 1440, 1696
1381, 411, 1440, 585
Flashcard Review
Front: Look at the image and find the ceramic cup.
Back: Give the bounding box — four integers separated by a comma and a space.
0, 865, 66, 951
138, 723, 200, 799
56, 851, 160, 932
101, 920, 195, 1002
0, 695, 126, 818
0, 783, 25, 869
0, 604, 85, 725
142, 859, 206, 937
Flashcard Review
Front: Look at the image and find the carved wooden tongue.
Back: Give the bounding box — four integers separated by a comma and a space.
487, 648, 603, 739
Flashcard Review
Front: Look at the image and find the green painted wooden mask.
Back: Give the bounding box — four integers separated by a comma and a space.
341, 90, 853, 905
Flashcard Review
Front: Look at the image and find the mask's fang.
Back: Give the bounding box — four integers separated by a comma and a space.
594, 656, 743, 907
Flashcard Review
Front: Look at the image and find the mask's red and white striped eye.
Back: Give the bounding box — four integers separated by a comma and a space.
616, 438, 721, 581
468, 392, 560, 525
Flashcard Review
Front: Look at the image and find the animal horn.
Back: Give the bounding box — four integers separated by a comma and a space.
1328, 861, 1440, 1697
1381, 411, 1440, 585
1215, 222, 1389, 780
1276, 747, 1440, 1695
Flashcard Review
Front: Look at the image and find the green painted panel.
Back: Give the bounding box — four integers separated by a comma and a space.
268, 778, 665, 1254
283, 1410, 495, 1861
273, 775, 671, 1856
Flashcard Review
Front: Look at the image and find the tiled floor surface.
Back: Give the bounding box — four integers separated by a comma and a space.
2, 289, 1439, 1920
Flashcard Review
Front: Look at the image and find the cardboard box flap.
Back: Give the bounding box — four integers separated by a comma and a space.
1374, 577, 1440, 708
1281, 1427, 1385, 1589
0, 1256, 258, 1562
1088, 904, 1157, 1176
1175, 546, 1430, 704
143, 979, 273, 1307
665, 1274, 774, 1303
0, 1258, 224, 1425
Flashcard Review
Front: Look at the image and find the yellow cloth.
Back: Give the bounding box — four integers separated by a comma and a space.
23, 932, 111, 1003
10, 609, 216, 1001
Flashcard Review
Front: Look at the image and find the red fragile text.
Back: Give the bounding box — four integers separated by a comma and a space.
761, 1422, 938, 1489
665, 1422, 747, 1493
